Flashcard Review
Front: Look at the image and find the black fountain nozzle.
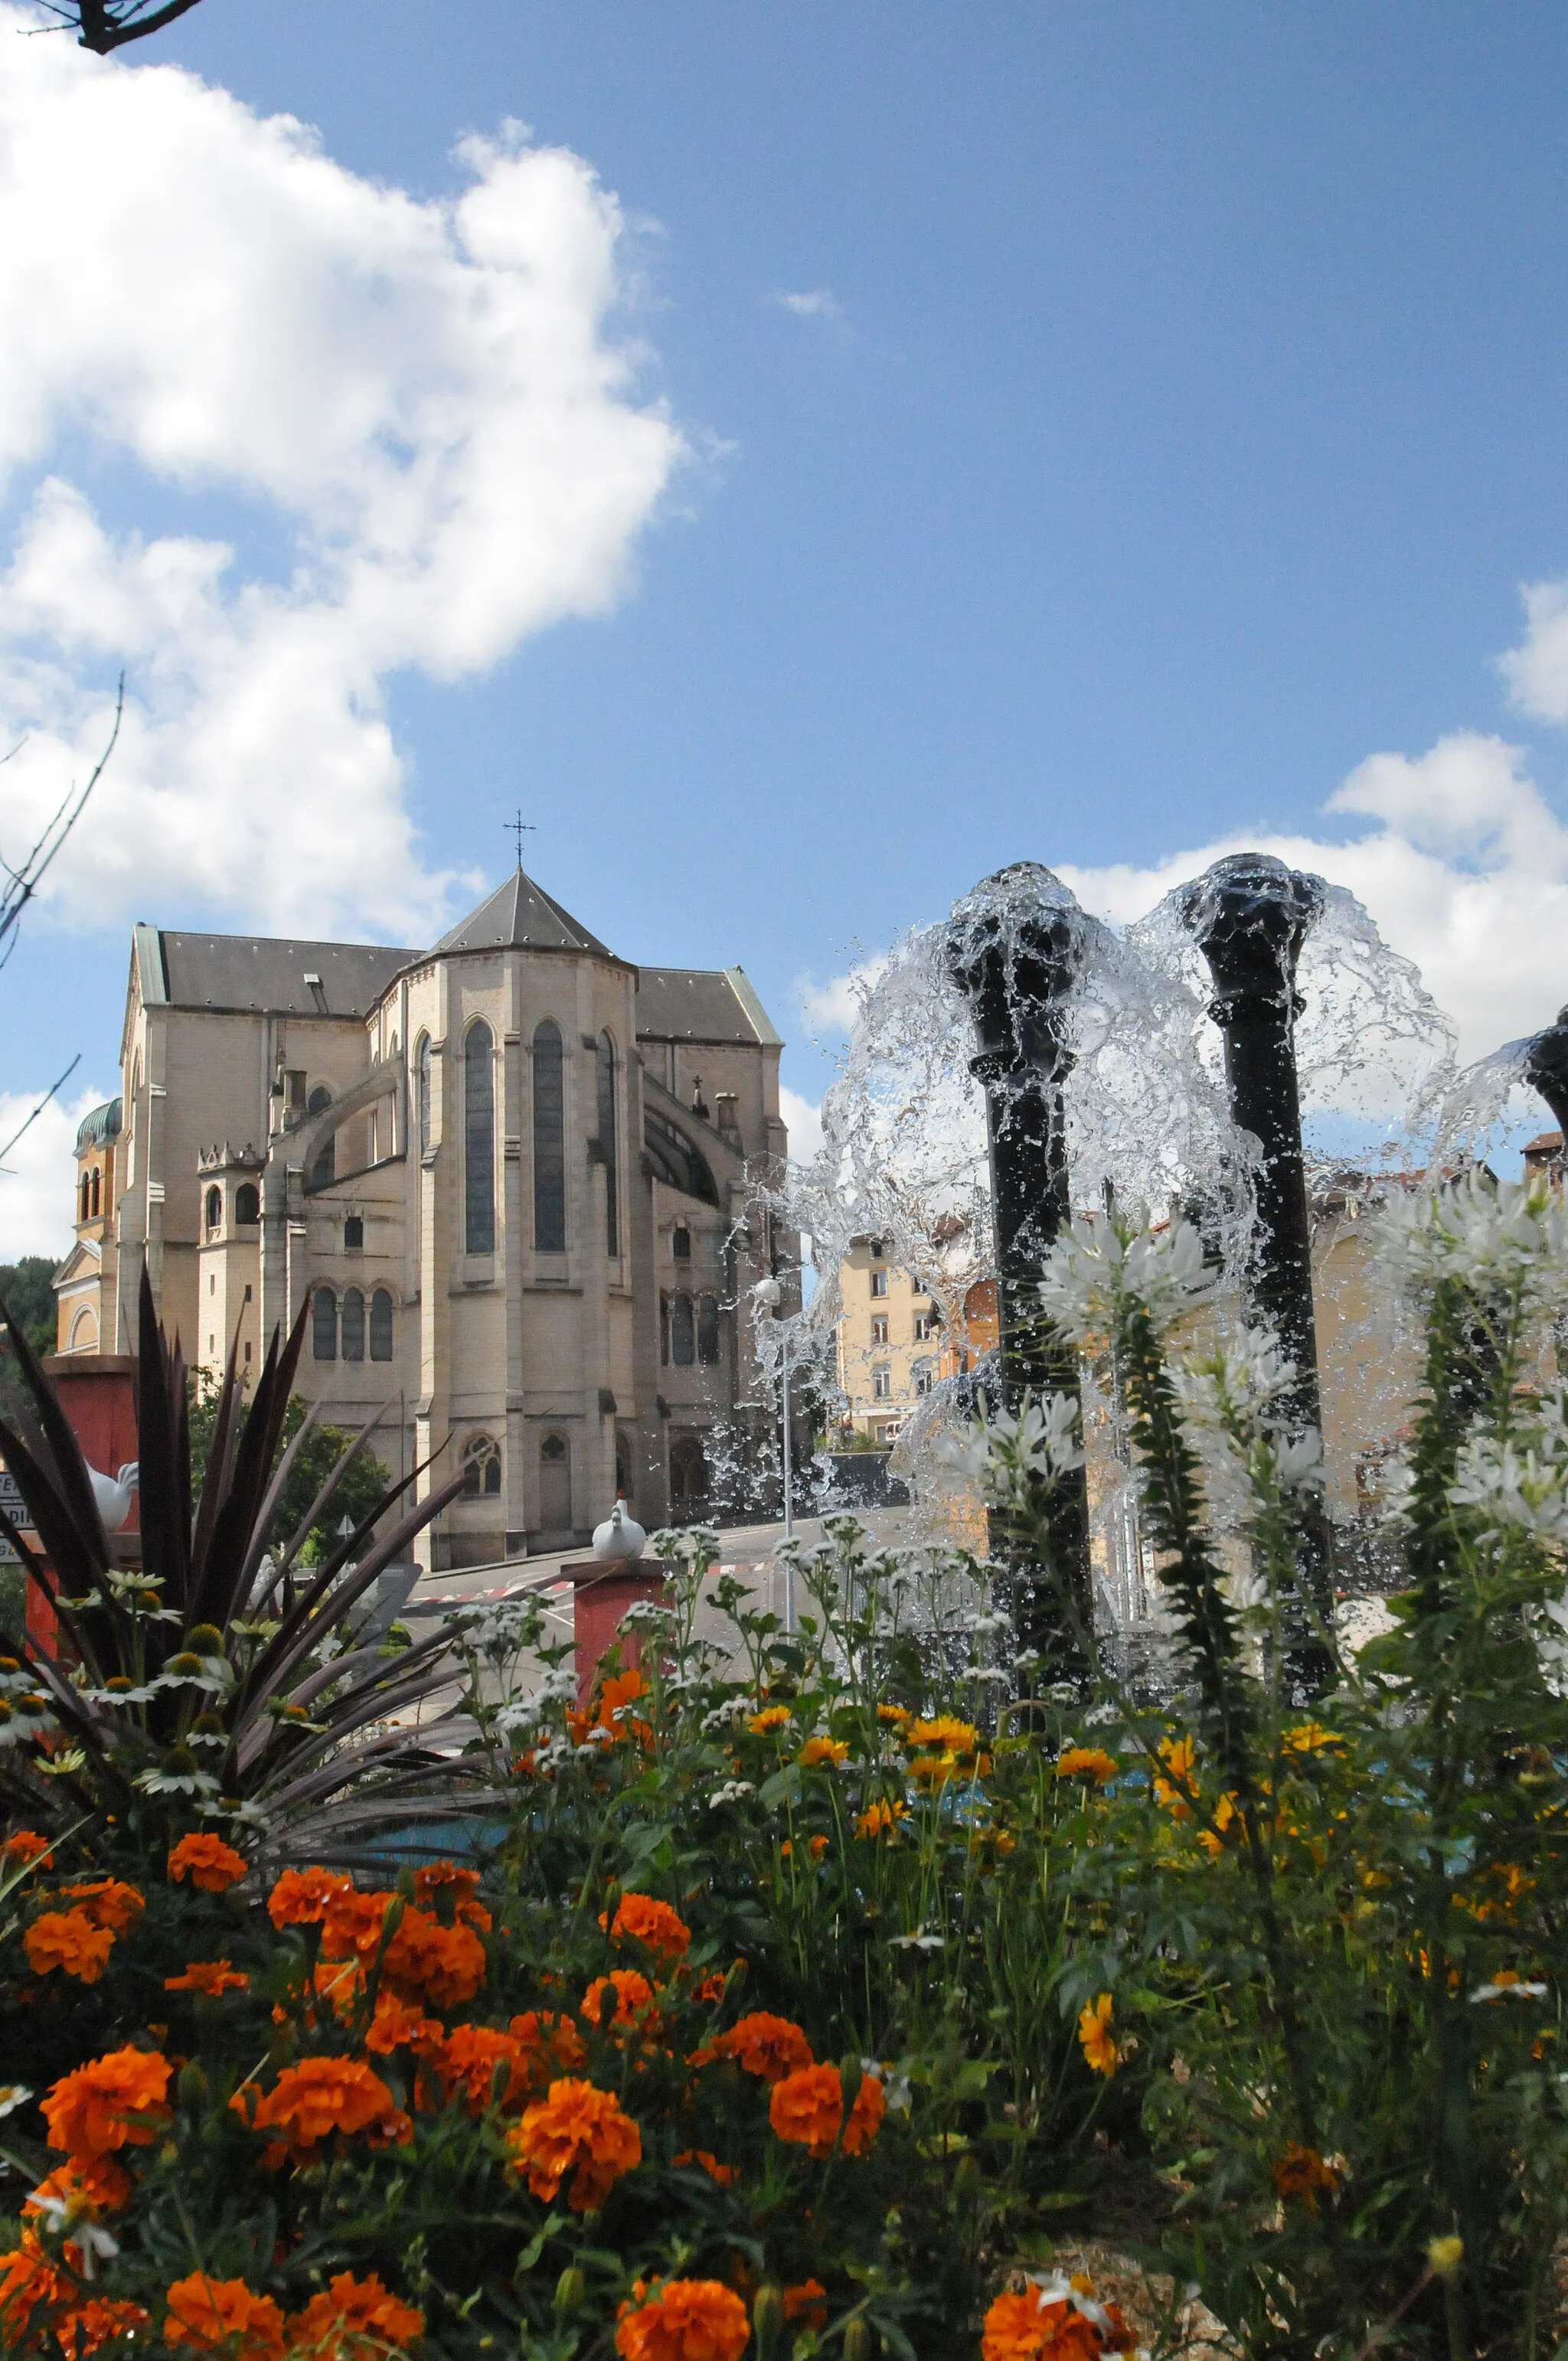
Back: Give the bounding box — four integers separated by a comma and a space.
946, 863, 1093, 1685
1525, 1004, 1568, 1146
1180, 851, 1333, 1693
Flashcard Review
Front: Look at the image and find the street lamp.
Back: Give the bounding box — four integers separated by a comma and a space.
753, 1275, 795, 1630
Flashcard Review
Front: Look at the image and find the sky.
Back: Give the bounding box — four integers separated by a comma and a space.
5, 0, 1568, 1256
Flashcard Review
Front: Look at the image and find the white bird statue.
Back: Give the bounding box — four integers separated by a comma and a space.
592, 1497, 646, 1563
88, 1461, 139, 1532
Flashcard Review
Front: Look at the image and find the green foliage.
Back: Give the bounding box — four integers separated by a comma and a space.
188, 1376, 390, 1566
0, 1258, 59, 1414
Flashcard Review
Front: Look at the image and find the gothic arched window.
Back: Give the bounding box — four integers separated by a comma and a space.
597, 1031, 619, 1257
341, 1287, 365, 1361
671, 1292, 695, 1367
312, 1286, 337, 1361
538, 1432, 571, 1530
416, 1034, 432, 1158
235, 1183, 260, 1225
307, 1086, 334, 1190
464, 1020, 495, 1255
204, 1184, 222, 1233
462, 1432, 501, 1497
670, 1433, 707, 1511
697, 1293, 720, 1366
532, 1019, 566, 1253
369, 1288, 394, 1360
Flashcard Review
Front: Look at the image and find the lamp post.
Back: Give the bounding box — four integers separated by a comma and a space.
753, 1275, 795, 1630
1178, 852, 1332, 1690
946, 863, 1092, 1683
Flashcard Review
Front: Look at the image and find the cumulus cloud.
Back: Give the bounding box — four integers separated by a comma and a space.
0, 14, 684, 942
778, 1083, 824, 1164
1499, 579, 1568, 725
776, 289, 844, 322
802, 733, 1568, 1069
796, 955, 889, 1037
0, 1086, 111, 1262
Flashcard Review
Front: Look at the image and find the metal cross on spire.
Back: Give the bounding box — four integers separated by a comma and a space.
506, 809, 536, 869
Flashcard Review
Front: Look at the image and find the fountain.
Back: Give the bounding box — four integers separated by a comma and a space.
945, 864, 1093, 1680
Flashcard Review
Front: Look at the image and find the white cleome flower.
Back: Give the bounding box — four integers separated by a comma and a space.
1380, 1171, 1568, 1298
1039, 1210, 1217, 1341
708, 1779, 756, 1808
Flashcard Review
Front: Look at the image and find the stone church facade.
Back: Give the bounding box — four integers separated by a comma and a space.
53, 869, 795, 1567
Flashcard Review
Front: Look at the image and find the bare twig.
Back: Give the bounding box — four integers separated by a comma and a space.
0, 675, 122, 978
0, 1054, 82, 1174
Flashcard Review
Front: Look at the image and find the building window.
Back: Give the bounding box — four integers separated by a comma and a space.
871, 1314, 889, 1346
659, 1292, 671, 1365
369, 1288, 394, 1360
539, 1432, 571, 1530
90, 1166, 101, 1218
306, 1086, 335, 1190
345, 1213, 364, 1250
464, 1019, 495, 1255
913, 1311, 932, 1341
597, 1031, 619, 1257
671, 1292, 695, 1367
236, 1182, 260, 1225
462, 1433, 501, 1497
78, 1173, 91, 1223
671, 1224, 691, 1260
204, 1184, 222, 1233
872, 1364, 891, 1401
869, 1238, 887, 1262
670, 1433, 707, 1511
243, 1339, 252, 1363
416, 1034, 433, 1158
532, 1020, 566, 1252
697, 1293, 720, 1365
341, 1287, 365, 1361
312, 1286, 337, 1361
914, 1360, 934, 1397
870, 1269, 889, 1298
616, 1429, 634, 1504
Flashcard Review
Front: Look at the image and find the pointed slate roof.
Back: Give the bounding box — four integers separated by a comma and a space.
433, 868, 616, 960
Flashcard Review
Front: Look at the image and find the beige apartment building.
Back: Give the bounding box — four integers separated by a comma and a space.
833, 1235, 941, 1443
54, 867, 797, 1565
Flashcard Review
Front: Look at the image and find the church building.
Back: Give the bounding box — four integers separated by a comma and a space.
52, 868, 795, 1566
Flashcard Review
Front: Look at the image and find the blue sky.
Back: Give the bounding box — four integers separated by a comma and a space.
5, 1, 1568, 1249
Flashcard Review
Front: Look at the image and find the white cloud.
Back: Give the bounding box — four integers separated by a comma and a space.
778, 1083, 824, 1164
797, 955, 889, 1037
0, 1086, 110, 1263
0, 18, 684, 942
1057, 729, 1568, 1063
1500, 579, 1568, 725
776, 289, 843, 322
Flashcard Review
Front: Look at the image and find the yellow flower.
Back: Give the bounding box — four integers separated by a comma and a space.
1195, 1791, 1241, 1857
1281, 1722, 1343, 1755
1426, 2235, 1464, 2280
1153, 1735, 1197, 1818
907, 1715, 978, 1755
747, 1705, 791, 1735
1054, 1746, 1119, 1785
1077, 1993, 1119, 2077
855, 1798, 906, 1839
797, 1736, 850, 1767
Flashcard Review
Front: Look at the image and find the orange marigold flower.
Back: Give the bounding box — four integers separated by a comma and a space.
167, 1834, 248, 1892
709, 2011, 813, 2083
615, 2276, 750, 2361
508, 2077, 642, 2211
769, 2062, 846, 2158
672, 2147, 735, 2186
855, 1798, 906, 1838
1054, 1747, 1119, 1785
784, 2279, 828, 2327
2, 1829, 53, 1867
237, 2058, 411, 2166
982, 2288, 1108, 2361
366, 1990, 445, 2057
0, 2228, 71, 2341
165, 1958, 250, 1997
1077, 1994, 1119, 2078
382, 1905, 487, 2010
57, 2297, 155, 2357
267, 1866, 351, 1929
43, 2049, 172, 2156
58, 1879, 145, 1933
695, 1970, 729, 2003
413, 1861, 492, 1932
284, 2270, 424, 2358
583, 1968, 658, 2035
163, 2272, 286, 2359
1272, 2143, 1340, 2210
602, 1892, 692, 1960
509, 2008, 587, 2080
321, 1885, 396, 1963
24, 2156, 132, 2222
844, 2070, 886, 2156
24, 1909, 115, 1984
798, 1736, 849, 1767
747, 1705, 791, 1734
437, 2024, 529, 2114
